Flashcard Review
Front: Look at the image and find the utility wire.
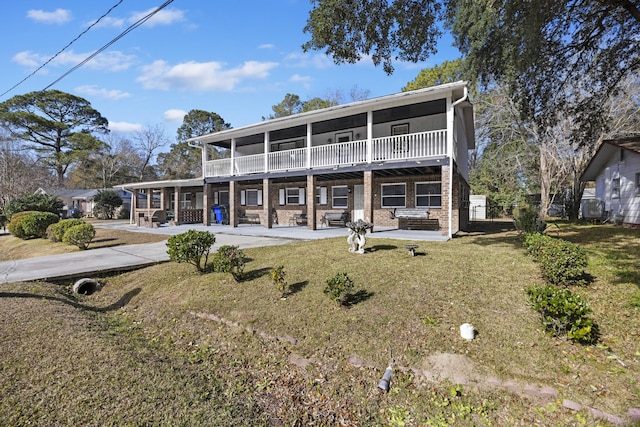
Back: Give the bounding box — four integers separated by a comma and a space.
0, 0, 125, 98
42, 0, 175, 91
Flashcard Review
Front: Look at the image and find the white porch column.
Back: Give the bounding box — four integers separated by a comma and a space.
446, 95, 454, 239
230, 138, 236, 176
264, 131, 269, 173
366, 110, 373, 164
306, 122, 312, 169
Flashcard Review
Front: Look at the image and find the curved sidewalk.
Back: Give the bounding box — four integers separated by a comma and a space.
0, 221, 447, 284
0, 227, 297, 284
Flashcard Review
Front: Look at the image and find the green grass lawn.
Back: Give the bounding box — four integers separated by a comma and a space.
0, 222, 638, 425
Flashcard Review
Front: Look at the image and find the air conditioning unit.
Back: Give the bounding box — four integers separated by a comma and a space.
581, 199, 603, 220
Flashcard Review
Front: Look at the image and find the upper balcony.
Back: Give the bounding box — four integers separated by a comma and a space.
204, 129, 448, 178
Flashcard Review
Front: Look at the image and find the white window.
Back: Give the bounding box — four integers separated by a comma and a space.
416, 182, 442, 208
381, 183, 406, 208
278, 188, 305, 205
241, 189, 262, 206
612, 178, 620, 199
332, 186, 348, 208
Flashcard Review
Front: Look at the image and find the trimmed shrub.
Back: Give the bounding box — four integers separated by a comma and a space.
47, 218, 86, 242
527, 285, 597, 344
324, 272, 354, 305
539, 239, 587, 286
523, 232, 550, 259
211, 245, 246, 281
524, 233, 588, 286
8, 211, 59, 239
21, 212, 59, 239
6, 211, 37, 238
166, 230, 216, 273
514, 206, 546, 234
62, 223, 95, 249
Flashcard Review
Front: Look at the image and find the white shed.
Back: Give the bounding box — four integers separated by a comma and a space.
469, 195, 487, 220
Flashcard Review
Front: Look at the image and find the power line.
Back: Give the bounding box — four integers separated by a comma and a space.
42, 0, 176, 91
0, 0, 125, 98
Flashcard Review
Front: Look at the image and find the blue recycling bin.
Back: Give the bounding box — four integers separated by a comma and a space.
213, 206, 223, 224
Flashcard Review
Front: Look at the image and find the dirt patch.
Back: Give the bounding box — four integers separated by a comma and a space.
420, 352, 481, 384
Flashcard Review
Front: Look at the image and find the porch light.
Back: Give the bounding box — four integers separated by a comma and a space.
327, 138, 332, 143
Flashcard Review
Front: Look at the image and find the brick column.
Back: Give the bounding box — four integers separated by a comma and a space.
363, 171, 373, 223
203, 182, 213, 226
263, 178, 272, 228
306, 174, 317, 230
229, 181, 238, 227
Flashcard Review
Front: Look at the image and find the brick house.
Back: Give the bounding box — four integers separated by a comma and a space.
121, 81, 475, 239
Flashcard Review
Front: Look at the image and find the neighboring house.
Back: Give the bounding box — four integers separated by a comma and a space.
581, 137, 640, 226
120, 81, 476, 239
36, 188, 131, 218
36, 188, 99, 217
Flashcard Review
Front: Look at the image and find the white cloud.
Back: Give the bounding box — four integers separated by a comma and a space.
258, 43, 276, 50
12, 50, 136, 72
108, 121, 143, 133
27, 9, 71, 24
284, 52, 334, 69
163, 109, 187, 123
129, 8, 185, 27
137, 60, 279, 91
289, 74, 311, 83
85, 16, 124, 29
75, 85, 131, 100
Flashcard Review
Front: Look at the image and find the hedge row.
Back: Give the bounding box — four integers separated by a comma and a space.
7, 212, 95, 249
523, 232, 596, 344
524, 233, 588, 287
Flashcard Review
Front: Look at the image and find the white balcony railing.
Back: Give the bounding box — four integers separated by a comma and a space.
203, 129, 447, 178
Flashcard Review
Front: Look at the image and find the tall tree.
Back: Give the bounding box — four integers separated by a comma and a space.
157, 110, 232, 179
132, 124, 169, 180
0, 129, 55, 209
264, 93, 339, 120
0, 90, 109, 185
403, 58, 465, 92
304, 0, 640, 141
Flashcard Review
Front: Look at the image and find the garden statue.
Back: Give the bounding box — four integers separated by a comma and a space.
346, 219, 373, 254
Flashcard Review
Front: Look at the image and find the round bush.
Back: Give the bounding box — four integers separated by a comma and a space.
8, 211, 58, 239
47, 218, 86, 242
6, 211, 38, 238
166, 230, 216, 272
62, 223, 96, 249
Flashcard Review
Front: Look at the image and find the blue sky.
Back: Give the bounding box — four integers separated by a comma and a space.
1, 0, 460, 142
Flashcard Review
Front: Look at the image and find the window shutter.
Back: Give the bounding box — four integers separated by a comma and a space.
279, 188, 285, 205
240, 190, 246, 206
320, 186, 327, 205
214, 191, 219, 205
299, 188, 305, 205
257, 189, 263, 206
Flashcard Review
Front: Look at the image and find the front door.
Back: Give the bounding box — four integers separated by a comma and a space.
353, 184, 364, 221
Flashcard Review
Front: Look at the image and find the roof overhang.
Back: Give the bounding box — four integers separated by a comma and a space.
581, 136, 640, 181
119, 178, 204, 190
187, 81, 472, 146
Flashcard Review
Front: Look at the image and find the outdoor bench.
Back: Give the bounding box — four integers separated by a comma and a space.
238, 212, 260, 225
289, 213, 307, 226
321, 211, 349, 227
390, 208, 439, 230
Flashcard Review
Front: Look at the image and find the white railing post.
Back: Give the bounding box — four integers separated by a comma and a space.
367, 110, 373, 164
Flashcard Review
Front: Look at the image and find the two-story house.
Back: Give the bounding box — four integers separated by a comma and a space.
122, 81, 475, 239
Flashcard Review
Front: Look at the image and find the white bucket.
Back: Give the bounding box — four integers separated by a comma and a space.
460, 323, 475, 340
